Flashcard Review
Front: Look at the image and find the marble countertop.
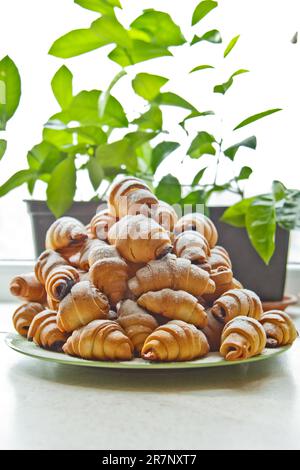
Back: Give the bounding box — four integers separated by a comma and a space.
1, 302, 300, 450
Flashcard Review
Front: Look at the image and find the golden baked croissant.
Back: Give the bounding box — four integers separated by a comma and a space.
152, 200, 178, 232
208, 246, 232, 270
202, 309, 225, 352
174, 213, 218, 248
118, 299, 158, 355
90, 209, 117, 241
108, 214, 172, 263
28, 309, 69, 351
211, 288, 262, 323
260, 310, 298, 348
128, 254, 215, 298
77, 238, 107, 271
45, 265, 80, 301
108, 176, 158, 218
89, 257, 129, 307
138, 289, 208, 328
220, 316, 266, 361
173, 230, 210, 264
47, 295, 60, 311
88, 242, 120, 267
10, 272, 47, 304
45, 216, 88, 251
57, 280, 109, 333
142, 320, 209, 362
12, 302, 44, 337
35, 249, 68, 284
63, 319, 134, 361
202, 267, 242, 304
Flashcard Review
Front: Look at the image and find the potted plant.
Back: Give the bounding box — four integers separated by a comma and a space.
0, 0, 299, 301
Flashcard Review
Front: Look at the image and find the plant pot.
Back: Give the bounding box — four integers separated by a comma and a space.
208, 207, 289, 302
25, 200, 100, 257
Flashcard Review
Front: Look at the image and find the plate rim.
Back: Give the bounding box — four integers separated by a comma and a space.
4, 332, 292, 371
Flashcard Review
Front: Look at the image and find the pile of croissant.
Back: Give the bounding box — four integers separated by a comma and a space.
10, 176, 298, 362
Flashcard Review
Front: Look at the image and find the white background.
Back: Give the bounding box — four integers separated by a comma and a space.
0, 0, 299, 259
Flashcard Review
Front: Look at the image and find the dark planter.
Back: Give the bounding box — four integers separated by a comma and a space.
209, 207, 289, 301
26, 201, 289, 302
25, 200, 100, 257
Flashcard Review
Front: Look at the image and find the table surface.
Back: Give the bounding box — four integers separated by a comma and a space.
1, 302, 300, 450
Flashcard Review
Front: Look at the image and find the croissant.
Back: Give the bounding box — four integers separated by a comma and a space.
45, 216, 88, 251
202, 267, 242, 304
28, 309, 69, 351
208, 246, 232, 270
77, 238, 107, 271
89, 257, 129, 307
220, 316, 266, 361
152, 200, 178, 232
57, 281, 109, 333
260, 310, 298, 348
138, 289, 208, 328
173, 230, 210, 264
108, 214, 172, 263
10, 272, 47, 304
118, 299, 158, 355
88, 242, 120, 267
45, 265, 80, 301
35, 249, 69, 284
12, 302, 44, 337
128, 254, 215, 298
63, 319, 134, 361
202, 309, 225, 352
211, 288, 263, 324
108, 176, 158, 218
174, 213, 218, 248
142, 320, 209, 362
47, 295, 60, 311
90, 209, 117, 241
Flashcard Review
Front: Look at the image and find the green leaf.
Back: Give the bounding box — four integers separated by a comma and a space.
180, 189, 206, 208
43, 126, 73, 150
49, 28, 108, 58
192, 167, 207, 186
191, 30, 222, 45
125, 131, 157, 149
96, 139, 137, 172
109, 41, 172, 67
131, 9, 186, 47
272, 180, 286, 202
27, 141, 64, 174
87, 156, 104, 191
224, 35, 240, 57
98, 69, 126, 119
234, 108, 282, 131
214, 69, 249, 95
187, 131, 216, 158
47, 156, 76, 217
224, 136, 257, 160
0, 139, 7, 160
91, 16, 131, 49
189, 64, 214, 73
221, 197, 255, 227
51, 66, 73, 109
192, 1, 218, 26
246, 195, 276, 264
0, 56, 21, 130
133, 106, 162, 131
74, 0, 121, 15
75, 126, 107, 145
236, 166, 253, 180
132, 73, 168, 101
156, 174, 181, 204
155, 92, 198, 112
276, 190, 300, 230
0, 169, 36, 197
179, 110, 214, 132
151, 141, 179, 173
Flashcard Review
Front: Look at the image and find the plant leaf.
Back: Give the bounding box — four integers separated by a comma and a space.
233, 108, 282, 131
276, 189, 300, 230
0, 55, 21, 130
156, 174, 181, 204
131, 9, 186, 47
245, 195, 276, 264
214, 69, 249, 95
27, 141, 64, 174
87, 156, 104, 191
191, 30, 222, 45
236, 166, 253, 180
51, 66, 73, 109
132, 73, 168, 101
192, 167, 207, 186
224, 34, 240, 57
155, 92, 198, 112
0, 169, 36, 197
179, 110, 214, 132
98, 69, 126, 119
180, 189, 206, 209
221, 197, 255, 227
272, 180, 286, 202
224, 136, 257, 160
96, 139, 137, 172
133, 106, 162, 131
189, 64, 214, 73
0, 139, 7, 160
187, 131, 216, 158
91, 16, 131, 49
49, 28, 108, 58
151, 141, 180, 173
47, 156, 76, 217
74, 0, 121, 15
109, 41, 172, 66
192, 1, 218, 26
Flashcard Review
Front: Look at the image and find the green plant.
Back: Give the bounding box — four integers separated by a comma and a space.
0, 0, 298, 264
